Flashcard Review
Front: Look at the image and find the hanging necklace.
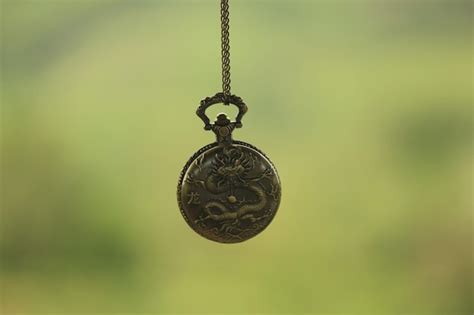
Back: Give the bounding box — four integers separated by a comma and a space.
177, 0, 281, 243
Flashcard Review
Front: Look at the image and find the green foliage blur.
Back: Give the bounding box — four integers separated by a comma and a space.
1, 0, 472, 313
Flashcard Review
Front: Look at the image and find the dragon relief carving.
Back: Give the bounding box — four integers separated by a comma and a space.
185, 146, 279, 241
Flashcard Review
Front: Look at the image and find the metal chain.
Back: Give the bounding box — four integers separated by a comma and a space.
221, 0, 231, 99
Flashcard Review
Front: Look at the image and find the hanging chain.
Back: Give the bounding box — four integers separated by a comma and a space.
221, 0, 231, 100
197, 0, 247, 129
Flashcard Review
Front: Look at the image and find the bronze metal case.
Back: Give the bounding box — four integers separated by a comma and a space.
177, 93, 281, 243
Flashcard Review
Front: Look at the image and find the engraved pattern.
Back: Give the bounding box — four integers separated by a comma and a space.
177, 142, 281, 243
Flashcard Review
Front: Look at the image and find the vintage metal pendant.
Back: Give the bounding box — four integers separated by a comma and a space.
177, 93, 281, 243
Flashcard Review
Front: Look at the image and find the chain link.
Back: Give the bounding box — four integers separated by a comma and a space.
221, 0, 231, 100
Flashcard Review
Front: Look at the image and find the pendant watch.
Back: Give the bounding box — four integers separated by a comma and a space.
177, 0, 281, 243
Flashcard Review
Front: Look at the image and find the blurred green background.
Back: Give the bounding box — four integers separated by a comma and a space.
1, 0, 472, 314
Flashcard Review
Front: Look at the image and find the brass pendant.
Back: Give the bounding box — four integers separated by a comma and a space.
177, 93, 281, 243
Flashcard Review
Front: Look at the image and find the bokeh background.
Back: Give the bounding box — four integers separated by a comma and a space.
1, 0, 472, 314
